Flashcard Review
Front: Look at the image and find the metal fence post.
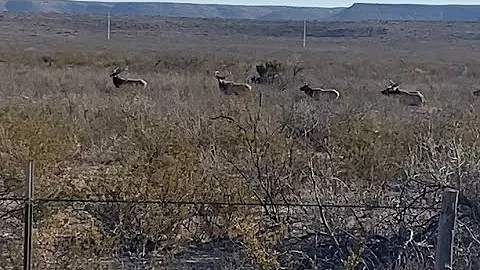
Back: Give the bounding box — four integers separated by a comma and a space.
23, 161, 34, 270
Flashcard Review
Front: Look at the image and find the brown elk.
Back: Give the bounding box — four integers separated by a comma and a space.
381, 79, 425, 106
109, 67, 148, 89
214, 70, 252, 95
299, 83, 340, 101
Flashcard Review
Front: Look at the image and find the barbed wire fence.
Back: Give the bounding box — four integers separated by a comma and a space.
0, 161, 465, 270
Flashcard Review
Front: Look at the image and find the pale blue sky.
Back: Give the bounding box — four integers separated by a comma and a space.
85, 0, 480, 7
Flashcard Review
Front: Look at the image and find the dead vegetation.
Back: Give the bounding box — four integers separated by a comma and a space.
0, 14, 479, 270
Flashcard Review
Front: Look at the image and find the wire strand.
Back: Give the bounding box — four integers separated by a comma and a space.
0, 197, 439, 210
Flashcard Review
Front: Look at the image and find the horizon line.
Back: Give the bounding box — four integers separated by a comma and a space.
65, 1, 480, 9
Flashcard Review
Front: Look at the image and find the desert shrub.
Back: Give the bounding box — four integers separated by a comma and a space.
69, 100, 266, 259
230, 220, 285, 270
1, 40, 479, 269
409, 110, 480, 190
1, 227, 23, 270
327, 113, 413, 189
0, 105, 81, 196
34, 209, 105, 269
206, 97, 311, 222
253, 60, 284, 85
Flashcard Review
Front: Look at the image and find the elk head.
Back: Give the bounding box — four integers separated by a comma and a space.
214, 70, 232, 80
299, 83, 311, 92
381, 79, 400, 95
110, 66, 128, 77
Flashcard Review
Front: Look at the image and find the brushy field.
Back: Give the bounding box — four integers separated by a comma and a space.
0, 14, 480, 270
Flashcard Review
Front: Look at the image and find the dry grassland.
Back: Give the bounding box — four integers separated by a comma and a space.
0, 13, 479, 269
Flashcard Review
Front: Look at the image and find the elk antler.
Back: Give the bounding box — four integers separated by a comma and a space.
214, 70, 232, 80
110, 67, 127, 77
387, 79, 400, 87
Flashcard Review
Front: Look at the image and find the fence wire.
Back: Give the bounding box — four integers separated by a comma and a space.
0, 196, 440, 210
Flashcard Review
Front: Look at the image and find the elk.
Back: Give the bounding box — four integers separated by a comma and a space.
214, 70, 252, 95
381, 79, 425, 106
473, 89, 480, 96
109, 67, 148, 89
299, 83, 340, 101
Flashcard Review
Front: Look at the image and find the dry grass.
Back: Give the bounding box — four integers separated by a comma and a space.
0, 13, 480, 270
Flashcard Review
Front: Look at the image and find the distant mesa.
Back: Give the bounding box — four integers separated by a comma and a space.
1, 1, 480, 21
335, 3, 480, 21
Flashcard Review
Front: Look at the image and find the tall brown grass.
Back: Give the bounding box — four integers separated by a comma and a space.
0, 46, 479, 269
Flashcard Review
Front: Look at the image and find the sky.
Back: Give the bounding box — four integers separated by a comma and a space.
79, 0, 480, 7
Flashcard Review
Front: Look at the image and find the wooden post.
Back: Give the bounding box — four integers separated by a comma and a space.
435, 189, 458, 270
23, 161, 34, 270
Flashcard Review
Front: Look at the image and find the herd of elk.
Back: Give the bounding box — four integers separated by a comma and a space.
212, 71, 433, 107
108, 62, 480, 108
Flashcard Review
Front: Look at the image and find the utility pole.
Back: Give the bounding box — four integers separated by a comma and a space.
107, 11, 111, 40
303, 19, 306, 48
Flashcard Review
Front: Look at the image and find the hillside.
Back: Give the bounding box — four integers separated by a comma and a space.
0, 0, 344, 20
2, 1, 480, 21
334, 3, 480, 21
